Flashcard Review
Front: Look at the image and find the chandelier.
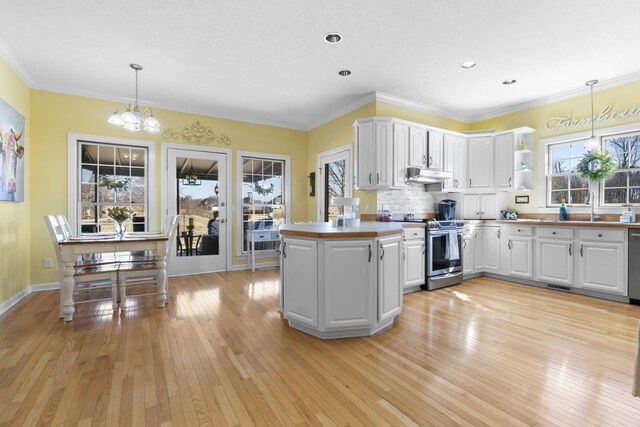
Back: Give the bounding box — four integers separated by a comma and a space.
182, 164, 201, 186
108, 64, 160, 132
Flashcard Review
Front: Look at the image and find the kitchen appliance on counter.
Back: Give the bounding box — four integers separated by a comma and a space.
437, 199, 457, 220
421, 219, 464, 291
629, 229, 640, 304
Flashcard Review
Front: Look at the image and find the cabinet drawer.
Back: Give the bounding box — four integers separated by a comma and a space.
249, 231, 280, 242
403, 228, 425, 240
509, 225, 533, 236
538, 227, 574, 239
580, 228, 625, 242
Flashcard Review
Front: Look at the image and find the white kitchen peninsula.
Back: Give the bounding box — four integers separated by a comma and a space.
279, 222, 404, 339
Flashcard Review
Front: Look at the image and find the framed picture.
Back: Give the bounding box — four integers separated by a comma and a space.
0, 97, 25, 202
515, 195, 529, 204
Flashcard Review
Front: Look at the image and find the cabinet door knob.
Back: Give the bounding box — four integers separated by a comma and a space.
508, 239, 512, 250
377, 173, 380, 184
598, 233, 603, 237
517, 229, 522, 232
580, 244, 584, 257
429, 156, 433, 166
569, 243, 572, 256
368, 173, 372, 184
552, 231, 556, 235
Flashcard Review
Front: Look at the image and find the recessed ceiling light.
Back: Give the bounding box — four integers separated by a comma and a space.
461, 61, 476, 69
503, 79, 517, 85
325, 33, 342, 44
338, 70, 351, 76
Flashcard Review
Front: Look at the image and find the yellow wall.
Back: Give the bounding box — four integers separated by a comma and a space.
472, 80, 640, 210
0, 59, 30, 304
306, 102, 376, 220
29, 90, 307, 285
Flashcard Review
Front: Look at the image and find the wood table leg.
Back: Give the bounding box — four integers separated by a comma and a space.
61, 260, 76, 321
157, 254, 167, 307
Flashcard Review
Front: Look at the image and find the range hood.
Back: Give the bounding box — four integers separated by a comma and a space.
407, 167, 452, 183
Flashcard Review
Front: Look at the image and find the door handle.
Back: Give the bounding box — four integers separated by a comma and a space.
463, 240, 467, 249
569, 243, 572, 256
282, 242, 286, 258
580, 244, 583, 257
469, 179, 472, 186
402, 251, 406, 261
377, 173, 380, 184
380, 246, 385, 260
368, 173, 372, 184
509, 176, 512, 186
429, 156, 433, 166
368, 244, 372, 262
220, 218, 226, 224
497, 230, 501, 239
508, 239, 512, 250
422, 243, 425, 255
422, 154, 426, 165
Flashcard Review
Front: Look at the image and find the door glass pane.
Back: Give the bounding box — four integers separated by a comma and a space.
175, 157, 220, 256
324, 159, 346, 222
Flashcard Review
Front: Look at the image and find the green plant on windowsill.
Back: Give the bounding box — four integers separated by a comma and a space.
576, 150, 617, 184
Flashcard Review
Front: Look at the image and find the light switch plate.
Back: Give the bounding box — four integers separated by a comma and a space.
44, 258, 54, 269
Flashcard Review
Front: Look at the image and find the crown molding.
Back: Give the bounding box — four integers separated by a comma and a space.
29, 83, 308, 131
306, 93, 377, 130
373, 92, 474, 123
469, 70, 640, 122
0, 37, 33, 87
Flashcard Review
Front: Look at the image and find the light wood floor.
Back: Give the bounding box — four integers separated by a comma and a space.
1, 272, 640, 426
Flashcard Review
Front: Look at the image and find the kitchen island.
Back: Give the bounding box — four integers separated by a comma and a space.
279, 222, 404, 339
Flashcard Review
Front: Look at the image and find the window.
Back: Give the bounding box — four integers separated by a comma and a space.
602, 130, 640, 205
547, 141, 590, 206
78, 142, 148, 233
238, 154, 289, 254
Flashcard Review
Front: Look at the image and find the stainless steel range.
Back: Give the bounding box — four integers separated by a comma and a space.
421, 219, 464, 291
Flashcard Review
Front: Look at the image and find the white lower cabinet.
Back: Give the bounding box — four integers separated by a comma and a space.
404, 239, 425, 288
473, 226, 484, 271
462, 231, 474, 275
324, 240, 373, 329
536, 238, 573, 286
482, 226, 501, 272
576, 241, 626, 295
378, 236, 403, 322
506, 237, 534, 278
282, 238, 319, 327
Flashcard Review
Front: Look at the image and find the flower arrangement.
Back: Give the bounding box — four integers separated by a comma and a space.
106, 207, 135, 223
576, 151, 618, 183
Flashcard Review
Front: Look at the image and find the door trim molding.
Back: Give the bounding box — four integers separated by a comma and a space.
160, 142, 233, 273
317, 143, 353, 222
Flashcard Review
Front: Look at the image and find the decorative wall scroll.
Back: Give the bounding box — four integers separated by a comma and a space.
162, 121, 232, 145
545, 104, 640, 132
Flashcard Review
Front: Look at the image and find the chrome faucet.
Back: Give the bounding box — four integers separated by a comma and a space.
590, 190, 600, 222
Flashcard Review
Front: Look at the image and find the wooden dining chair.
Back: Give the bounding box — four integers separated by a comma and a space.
44, 215, 120, 316
116, 215, 180, 308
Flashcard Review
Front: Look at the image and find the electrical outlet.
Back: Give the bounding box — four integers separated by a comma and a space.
44, 258, 54, 269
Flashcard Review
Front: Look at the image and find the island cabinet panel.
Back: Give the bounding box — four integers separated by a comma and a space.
282, 238, 318, 328
378, 236, 403, 323
324, 240, 374, 329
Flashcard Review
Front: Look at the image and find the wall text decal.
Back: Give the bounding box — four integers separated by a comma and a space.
162, 121, 232, 145
545, 104, 640, 132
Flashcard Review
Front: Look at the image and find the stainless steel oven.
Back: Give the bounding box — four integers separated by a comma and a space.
422, 220, 464, 291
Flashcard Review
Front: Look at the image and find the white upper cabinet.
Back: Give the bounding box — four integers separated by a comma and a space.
427, 131, 444, 171
408, 126, 427, 168
444, 134, 467, 192
392, 123, 409, 188
494, 132, 514, 190
355, 119, 392, 190
468, 135, 494, 189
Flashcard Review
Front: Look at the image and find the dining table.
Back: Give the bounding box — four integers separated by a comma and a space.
57, 232, 168, 321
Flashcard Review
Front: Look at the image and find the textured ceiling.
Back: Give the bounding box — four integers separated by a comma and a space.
1, 0, 640, 129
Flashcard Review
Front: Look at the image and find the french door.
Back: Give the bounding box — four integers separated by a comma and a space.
167, 148, 228, 275
317, 145, 353, 222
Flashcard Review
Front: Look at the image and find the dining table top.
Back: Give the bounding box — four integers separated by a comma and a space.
58, 232, 168, 245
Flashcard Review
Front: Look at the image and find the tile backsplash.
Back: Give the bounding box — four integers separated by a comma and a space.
377, 184, 447, 216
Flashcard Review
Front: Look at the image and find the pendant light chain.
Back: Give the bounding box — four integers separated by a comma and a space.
108, 63, 160, 132
590, 83, 595, 137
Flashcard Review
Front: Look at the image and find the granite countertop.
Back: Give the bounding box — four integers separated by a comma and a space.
484, 219, 640, 228
279, 221, 403, 238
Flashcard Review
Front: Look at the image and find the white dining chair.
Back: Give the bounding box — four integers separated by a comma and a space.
44, 215, 120, 316
116, 215, 180, 308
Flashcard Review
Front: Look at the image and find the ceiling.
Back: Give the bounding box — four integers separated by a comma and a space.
2, 0, 640, 130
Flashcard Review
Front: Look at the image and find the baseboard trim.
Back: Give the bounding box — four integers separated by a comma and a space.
231, 261, 280, 271
0, 282, 60, 318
